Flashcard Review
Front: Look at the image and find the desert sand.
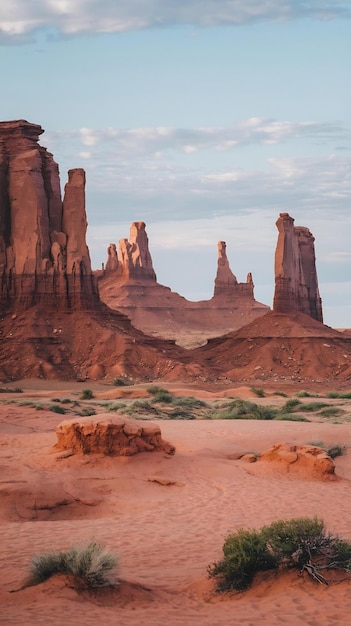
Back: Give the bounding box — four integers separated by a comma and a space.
1, 381, 351, 625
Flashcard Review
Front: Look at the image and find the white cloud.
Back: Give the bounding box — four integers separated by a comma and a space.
1, 0, 350, 43
46, 118, 351, 158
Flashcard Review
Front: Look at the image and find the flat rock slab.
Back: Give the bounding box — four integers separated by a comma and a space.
55, 414, 175, 456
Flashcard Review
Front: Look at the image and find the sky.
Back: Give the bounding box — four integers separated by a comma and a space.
1, 0, 350, 327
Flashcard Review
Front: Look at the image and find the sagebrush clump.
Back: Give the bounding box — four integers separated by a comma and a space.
208, 517, 351, 592
26, 541, 118, 589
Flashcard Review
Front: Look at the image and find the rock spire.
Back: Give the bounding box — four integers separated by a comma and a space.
273, 212, 323, 322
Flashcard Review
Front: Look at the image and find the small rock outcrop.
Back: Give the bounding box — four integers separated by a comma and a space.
55, 415, 175, 456
256, 442, 336, 480
273, 213, 323, 322
0, 120, 98, 311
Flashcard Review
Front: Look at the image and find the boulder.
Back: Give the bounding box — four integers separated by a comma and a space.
55, 414, 175, 456
273, 213, 323, 322
257, 442, 336, 480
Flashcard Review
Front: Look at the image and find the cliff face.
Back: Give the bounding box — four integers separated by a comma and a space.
0, 120, 98, 311
273, 212, 323, 322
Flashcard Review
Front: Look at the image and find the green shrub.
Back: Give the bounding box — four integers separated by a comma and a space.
112, 378, 127, 386
0, 387, 23, 393
77, 407, 96, 417
296, 391, 315, 398
146, 385, 169, 395
340, 392, 351, 399
171, 396, 208, 408
319, 407, 344, 418
306, 441, 346, 459
274, 413, 310, 422
280, 399, 302, 413
49, 404, 66, 415
273, 391, 288, 397
261, 517, 326, 569
27, 541, 118, 589
208, 529, 276, 591
250, 386, 265, 398
210, 399, 277, 420
61, 398, 72, 405
301, 402, 329, 412
81, 389, 94, 400
209, 517, 351, 593
152, 391, 174, 404
326, 391, 340, 398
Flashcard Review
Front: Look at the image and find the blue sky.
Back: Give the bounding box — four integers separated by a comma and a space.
1, 1, 350, 327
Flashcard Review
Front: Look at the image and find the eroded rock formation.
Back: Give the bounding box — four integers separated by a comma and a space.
55, 415, 175, 456
0, 120, 98, 311
273, 213, 323, 322
98, 226, 269, 347
256, 442, 336, 481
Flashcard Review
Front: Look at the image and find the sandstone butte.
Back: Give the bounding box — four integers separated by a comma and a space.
0, 120, 204, 382
0, 119, 351, 385
97, 223, 269, 346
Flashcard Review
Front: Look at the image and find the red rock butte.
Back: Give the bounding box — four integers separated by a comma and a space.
273, 212, 323, 322
0, 120, 97, 311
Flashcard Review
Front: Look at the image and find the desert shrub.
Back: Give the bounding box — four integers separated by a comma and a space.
52, 398, 62, 403
296, 390, 315, 398
280, 399, 302, 413
326, 391, 341, 398
61, 398, 72, 405
81, 389, 94, 400
77, 407, 96, 417
210, 399, 277, 420
112, 378, 127, 386
209, 517, 351, 593
146, 385, 169, 395
106, 402, 127, 412
49, 404, 66, 414
319, 407, 344, 418
0, 387, 23, 393
340, 391, 351, 399
261, 517, 327, 569
250, 386, 265, 398
152, 391, 174, 404
171, 396, 208, 408
168, 408, 196, 419
28, 541, 118, 589
208, 529, 276, 591
273, 391, 288, 397
306, 441, 346, 459
274, 413, 310, 422
327, 444, 346, 459
300, 402, 329, 412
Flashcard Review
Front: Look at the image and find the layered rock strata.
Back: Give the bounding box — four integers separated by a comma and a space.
98, 224, 269, 346
273, 213, 323, 322
55, 415, 175, 456
0, 120, 98, 311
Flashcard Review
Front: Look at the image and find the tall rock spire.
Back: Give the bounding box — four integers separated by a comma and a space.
273, 212, 323, 322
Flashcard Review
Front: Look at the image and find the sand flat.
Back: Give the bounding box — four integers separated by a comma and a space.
1, 390, 351, 625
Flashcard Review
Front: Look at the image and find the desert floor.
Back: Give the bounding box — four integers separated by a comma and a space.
1, 380, 351, 625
